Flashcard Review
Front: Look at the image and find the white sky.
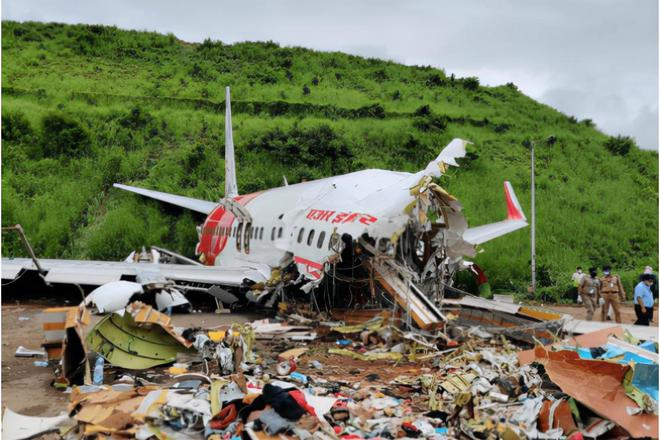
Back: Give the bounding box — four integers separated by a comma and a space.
3, 0, 658, 149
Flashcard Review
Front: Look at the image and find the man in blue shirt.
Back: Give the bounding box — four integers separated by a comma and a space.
633, 274, 655, 326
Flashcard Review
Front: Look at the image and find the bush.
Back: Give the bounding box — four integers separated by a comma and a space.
85, 207, 147, 260
426, 73, 445, 88
119, 106, 154, 130
247, 124, 353, 175
414, 105, 432, 117
604, 135, 635, 156
355, 103, 385, 119
462, 77, 480, 91
2, 111, 32, 142
40, 113, 91, 158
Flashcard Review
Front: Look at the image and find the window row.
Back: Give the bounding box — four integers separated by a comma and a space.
214, 224, 284, 242
211, 224, 335, 250
296, 227, 332, 250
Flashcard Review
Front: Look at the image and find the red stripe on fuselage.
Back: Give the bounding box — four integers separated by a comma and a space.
198, 192, 261, 265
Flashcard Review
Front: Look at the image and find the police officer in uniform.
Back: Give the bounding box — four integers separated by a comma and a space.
578, 267, 600, 321
600, 265, 626, 323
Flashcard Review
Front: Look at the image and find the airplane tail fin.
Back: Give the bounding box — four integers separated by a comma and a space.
462, 181, 528, 245
224, 87, 239, 199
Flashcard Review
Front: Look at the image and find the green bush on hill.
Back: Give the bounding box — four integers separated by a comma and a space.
1, 21, 657, 301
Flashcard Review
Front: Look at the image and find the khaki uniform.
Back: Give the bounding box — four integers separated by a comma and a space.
600, 274, 626, 323
579, 276, 600, 321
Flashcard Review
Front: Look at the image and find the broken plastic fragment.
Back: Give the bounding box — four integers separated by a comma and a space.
2, 408, 72, 440
84, 281, 144, 314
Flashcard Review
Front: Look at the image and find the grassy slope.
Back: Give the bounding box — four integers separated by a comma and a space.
2, 21, 657, 299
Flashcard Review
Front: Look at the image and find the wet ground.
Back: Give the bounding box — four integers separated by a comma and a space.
1, 300, 656, 417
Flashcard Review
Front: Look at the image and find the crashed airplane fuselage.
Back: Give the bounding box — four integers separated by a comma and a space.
3, 87, 527, 317
113, 88, 527, 310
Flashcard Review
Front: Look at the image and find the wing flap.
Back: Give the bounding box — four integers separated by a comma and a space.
113, 184, 217, 215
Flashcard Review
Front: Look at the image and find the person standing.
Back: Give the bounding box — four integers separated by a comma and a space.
578, 267, 600, 321
571, 267, 585, 303
641, 266, 658, 300
599, 266, 626, 323
633, 274, 655, 326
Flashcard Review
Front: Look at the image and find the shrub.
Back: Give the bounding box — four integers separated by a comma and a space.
372, 69, 388, 82
41, 113, 91, 158
119, 106, 154, 130
247, 124, 353, 175
426, 73, 445, 88
604, 135, 635, 156
462, 77, 480, 91
2, 111, 32, 143
355, 104, 385, 119
413, 105, 432, 117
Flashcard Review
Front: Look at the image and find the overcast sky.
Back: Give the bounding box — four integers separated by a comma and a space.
4, 0, 658, 149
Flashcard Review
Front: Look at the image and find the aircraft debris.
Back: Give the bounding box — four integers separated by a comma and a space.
2, 408, 73, 440
86, 302, 193, 370
10, 294, 657, 440
14, 345, 46, 358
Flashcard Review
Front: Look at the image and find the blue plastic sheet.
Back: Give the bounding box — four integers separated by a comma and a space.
632, 363, 659, 402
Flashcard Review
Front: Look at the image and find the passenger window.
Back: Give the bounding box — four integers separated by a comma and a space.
307, 229, 315, 246
278, 227, 283, 238
271, 227, 275, 241
259, 227, 264, 240
297, 228, 305, 243
317, 231, 326, 248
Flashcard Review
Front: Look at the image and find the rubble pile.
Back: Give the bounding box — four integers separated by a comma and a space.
4, 302, 659, 440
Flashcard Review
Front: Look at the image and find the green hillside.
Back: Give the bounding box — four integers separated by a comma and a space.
2, 21, 657, 300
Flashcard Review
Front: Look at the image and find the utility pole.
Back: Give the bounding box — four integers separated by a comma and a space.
530, 141, 536, 293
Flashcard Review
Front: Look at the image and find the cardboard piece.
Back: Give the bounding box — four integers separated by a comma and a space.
531, 346, 658, 438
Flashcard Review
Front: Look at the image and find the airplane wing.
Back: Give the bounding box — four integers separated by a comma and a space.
2, 258, 271, 288
113, 184, 217, 215
462, 181, 528, 245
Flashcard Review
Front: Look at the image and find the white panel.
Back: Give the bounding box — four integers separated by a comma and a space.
44, 266, 127, 284
2, 261, 24, 280
562, 318, 658, 342
443, 295, 522, 314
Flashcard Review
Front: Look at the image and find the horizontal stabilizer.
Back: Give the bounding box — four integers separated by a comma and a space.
463, 181, 528, 245
113, 184, 217, 215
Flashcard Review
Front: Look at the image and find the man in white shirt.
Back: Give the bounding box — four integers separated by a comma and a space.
571, 267, 585, 303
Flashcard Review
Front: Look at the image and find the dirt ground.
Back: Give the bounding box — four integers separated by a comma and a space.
1, 300, 656, 418
1, 303, 260, 417
545, 303, 658, 326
